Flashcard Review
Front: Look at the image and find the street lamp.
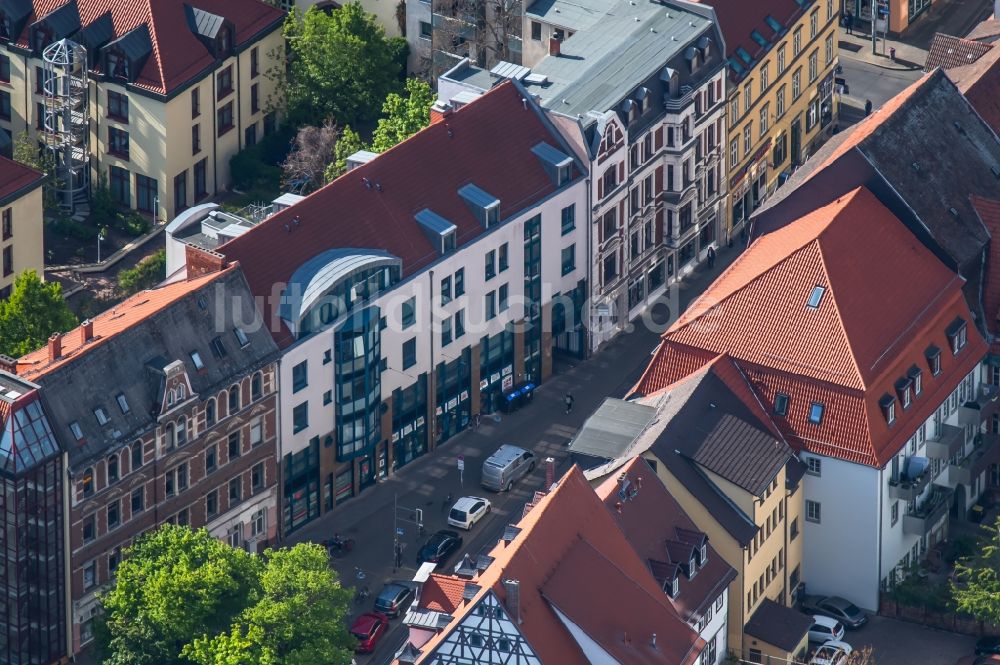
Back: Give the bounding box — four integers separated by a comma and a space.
97, 228, 106, 263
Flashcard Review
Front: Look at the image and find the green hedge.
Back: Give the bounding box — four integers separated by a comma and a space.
118, 249, 166, 294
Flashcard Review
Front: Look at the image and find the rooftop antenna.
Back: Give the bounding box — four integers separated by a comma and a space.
375, 182, 383, 192
362, 177, 372, 189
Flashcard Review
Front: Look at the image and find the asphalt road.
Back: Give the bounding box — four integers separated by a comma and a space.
837, 56, 924, 120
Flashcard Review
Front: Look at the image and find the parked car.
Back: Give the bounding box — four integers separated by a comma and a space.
809, 644, 848, 665
350, 612, 389, 653
977, 637, 1000, 656
820, 641, 853, 656
481, 444, 536, 492
417, 530, 464, 566
374, 582, 415, 618
808, 615, 845, 643
447, 496, 492, 530
801, 595, 869, 629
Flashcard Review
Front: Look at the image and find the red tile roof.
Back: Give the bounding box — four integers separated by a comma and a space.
418, 574, 465, 614
637, 187, 986, 467
17, 266, 237, 379
694, 0, 807, 80
410, 466, 703, 665
212, 81, 575, 348
0, 154, 44, 204
950, 45, 1000, 136
19, 0, 284, 95
924, 33, 993, 71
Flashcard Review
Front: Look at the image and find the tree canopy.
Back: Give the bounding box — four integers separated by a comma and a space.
370, 78, 435, 153
952, 516, 1000, 622
98, 525, 355, 665
283, 3, 407, 127
0, 270, 77, 357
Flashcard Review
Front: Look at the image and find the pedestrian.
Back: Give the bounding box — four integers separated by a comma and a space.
864, 99, 872, 117
441, 492, 453, 513
707, 245, 716, 269
564, 392, 574, 414
845, 10, 853, 35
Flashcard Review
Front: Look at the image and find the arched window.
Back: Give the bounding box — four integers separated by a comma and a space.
176, 384, 186, 400
176, 417, 187, 446
228, 386, 240, 414
82, 467, 94, 496
131, 442, 143, 470
167, 389, 174, 407
164, 423, 176, 449
107, 454, 119, 482
205, 399, 216, 427
251, 372, 262, 401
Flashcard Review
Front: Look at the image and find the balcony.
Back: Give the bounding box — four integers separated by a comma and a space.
888, 458, 931, 501
949, 432, 1000, 486
957, 383, 1000, 427
664, 85, 695, 112
902, 485, 953, 536
925, 423, 964, 460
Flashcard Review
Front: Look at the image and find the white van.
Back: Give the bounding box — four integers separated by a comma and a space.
481, 444, 535, 492
447, 497, 491, 530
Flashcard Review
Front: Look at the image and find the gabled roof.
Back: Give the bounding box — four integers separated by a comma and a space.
744, 599, 812, 652
0, 153, 44, 204
17, 265, 279, 466
949, 45, 1000, 137
11, 0, 284, 95
924, 33, 993, 71
595, 458, 736, 623
419, 574, 466, 614
211, 82, 580, 348
639, 187, 987, 467
408, 466, 703, 665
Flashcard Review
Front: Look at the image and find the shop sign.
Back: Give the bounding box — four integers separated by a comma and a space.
416, 416, 425, 427
436, 406, 443, 416
460, 390, 469, 401
447, 397, 458, 410
502, 365, 513, 376
480, 379, 490, 390
502, 375, 514, 390
402, 424, 413, 436
491, 372, 501, 384
392, 431, 400, 442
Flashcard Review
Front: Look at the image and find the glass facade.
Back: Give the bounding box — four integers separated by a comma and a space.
334, 307, 382, 461
392, 375, 428, 471
282, 437, 319, 533
480, 330, 515, 414
552, 280, 587, 358
299, 265, 399, 336
523, 214, 542, 382
0, 397, 65, 664
436, 350, 471, 444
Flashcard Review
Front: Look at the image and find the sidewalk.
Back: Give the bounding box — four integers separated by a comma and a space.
839, 0, 993, 71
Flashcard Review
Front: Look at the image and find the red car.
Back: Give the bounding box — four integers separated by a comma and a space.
350, 612, 389, 653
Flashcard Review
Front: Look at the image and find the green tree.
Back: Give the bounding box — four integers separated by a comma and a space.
12, 133, 51, 174
117, 249, 166, 295
325, 125, 367, 181
370, 78, 435, 153
284, 3, 407, 127
183, 545, 355, 665
97, 525, 263, 665
952, 516, 1000, 622
0, 270, 77, 357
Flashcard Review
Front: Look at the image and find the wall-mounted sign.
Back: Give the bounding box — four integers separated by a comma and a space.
480, 379, 490, 390
502, 365, 513, 376
502, 375, 514, 390
460, 390, 469, 401
447, 397, 458, 410
491, 372, 501, 384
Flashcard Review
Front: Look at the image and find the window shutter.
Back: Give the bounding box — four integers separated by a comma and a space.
655, 166, 663, 193
654, 128, 663, 150
619, 161, 625, 181
655, 208, 664, 244
598, 178, 603, 199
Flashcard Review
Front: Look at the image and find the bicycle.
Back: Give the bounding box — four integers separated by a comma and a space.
353, 585, 370, 604
354, 567, 366, 581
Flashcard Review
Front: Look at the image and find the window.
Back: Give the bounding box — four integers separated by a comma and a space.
419, 21, 432, 39
207, 489, 218, 517
217, 66, 233, 98
793, 27, 802, 55
250, 47, 259, 78
760, 61, 769, 93
205, 444, 217, 473
94, 407, 109, 426
891, 501, 899, 526
825, 33, 834, 65
107, 453, 119, 483
252, 462, 265, 493
131, 443, 142, 470
195, 158, 207, 199
107, 499, 121, 529
108, 91, 129, 121
402, 338, 416, 369
499, 283, 509, 311
743, 82, 752, 113
806, 457, 821, 476
810, 9, 818, 38
252, 509, 266, 537
730, 138, 739, 169
83, 514, 95, 542
250, 418, 263, 446
136, 174, 156, 213
743, 123, 752, 153
531, 20, 542, 40
441, 275, 452, 304
808, 402, 824, 424
603, 254, 617, 282
910, 367, 923, 395
809, 50, 818, 82
485, 290, 497, 320
192, 124, 201, 155
749, 649, 763, 664
806, 500, 821, 523
730, 95, 739, 123
485, 250, 496, 280
229, 386, 240, 413
603, 209, 618, 237
217, 102, 234, 136
774, 393, 789, 416
0, 90, 11, 120
84, 560, 97, 590
293, 403, 308, 433
455, 309, 465, 339
292, 360, 308, 392
948, 319, 968, 354
777, 43, 786, 74
0, 55, 8, 82
759, 103, 769, 137
191, 88, 200, 117
807, 285, 825, 308
441, 316, 452, 346
174, 170, 187, 212
229, 476, 242, 505
251, 83, 259, 114
131, 487, 145, 513
776, 85, 786, 118
793, 68, 802, 99
927, 346, 942, 375
561, 245, 575, 275
561, 204, 575, 235
323, 390, 332, 405
881, 394, 896, 424
1, 209, 10, 240
108, 127, 129, 159
251, 372, 262, 400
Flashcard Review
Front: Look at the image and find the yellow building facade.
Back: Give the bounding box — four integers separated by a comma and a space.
717, 0, 840, 238
0, 156, 45, 299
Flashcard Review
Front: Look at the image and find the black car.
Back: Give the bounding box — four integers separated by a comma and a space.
374, 582, 414, 618
417, 530, 464, 566
977, 636, 1000, 656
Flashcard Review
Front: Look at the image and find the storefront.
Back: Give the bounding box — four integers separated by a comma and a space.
436, 349, 472, 444
552, 279, 588, 358
480, 330, 515, 414
283, 437, 320, 533
392, 375, 428, 471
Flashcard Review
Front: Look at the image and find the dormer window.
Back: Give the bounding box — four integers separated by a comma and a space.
774, 392, 789, 416
880, 393, 896, 425
700, 543, 708, 568
106, 50, 129, 81
622, 98, 637, 123
532, 142, 574, 188
458, 183, 500, 228
687, 557, 697, 580
670, 575, 679, 598
895, 377, 912, 410
908, 365, 923, 395
34, 27, 50, 53
442, 229, 456, 253
217, 27, 231, 56
946, 317, 968, 355
635, 87, 650, 114
926, 345, 942, 376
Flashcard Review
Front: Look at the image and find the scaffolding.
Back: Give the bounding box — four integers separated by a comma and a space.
42, 39, 90, 213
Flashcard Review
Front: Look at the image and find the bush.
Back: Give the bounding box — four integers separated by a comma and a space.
48, 214, 92, 241
118, 249, 165, 294
114, 210, 150, 237
230, 128, 293, 192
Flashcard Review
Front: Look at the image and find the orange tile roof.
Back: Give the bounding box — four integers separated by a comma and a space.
410, 467, 703, 665
637, 187, 986, 466
924, 34, 993, 71
419, 574, 466, 614
17, 267, 236, 379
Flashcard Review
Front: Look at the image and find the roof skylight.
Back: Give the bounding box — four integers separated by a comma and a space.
806, 285, 825, 309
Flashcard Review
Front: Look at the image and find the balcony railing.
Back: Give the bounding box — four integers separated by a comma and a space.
957, 383, 1000, 427
902, 485, 953, 536
888, 462, 931, 502
925, 423, 964, 460
949, 432, 1000, 486
664, 85, 695, 112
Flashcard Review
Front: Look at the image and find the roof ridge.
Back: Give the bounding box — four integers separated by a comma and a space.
811, 226, 867, 390
141, 0, 167, 91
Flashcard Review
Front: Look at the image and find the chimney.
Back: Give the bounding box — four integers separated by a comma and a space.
80, 319, 94, 345
549, 35, 561, 56
0, 354, 16, 375
430, 100, 453, 124
651, 633, 657, 649
503, 579, 521, 623
47, 333, 62, 362
545, 456, 555, 488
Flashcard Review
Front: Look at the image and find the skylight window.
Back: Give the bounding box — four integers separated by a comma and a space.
808, 402, 824, 425
806, 285, 825, 309
94, 407, 109, 426
234, 327, 249, 348
751, 30, 770, 48
190, 351, 205, 370
765, 15, 784, 34
737, 47, 753, 65
116, 393, 130, 413
69, 421, 83, 441
728, 57, 746, 75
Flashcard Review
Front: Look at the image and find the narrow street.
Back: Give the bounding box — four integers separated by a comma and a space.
285, 243, 745, 663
